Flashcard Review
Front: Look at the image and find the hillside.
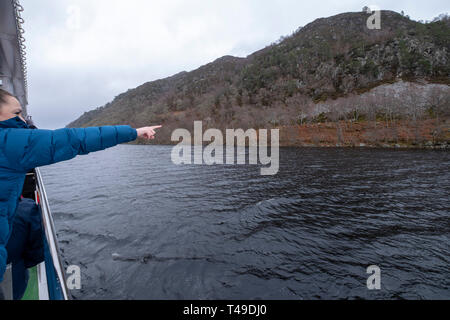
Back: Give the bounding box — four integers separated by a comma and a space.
67, 10, 450, 147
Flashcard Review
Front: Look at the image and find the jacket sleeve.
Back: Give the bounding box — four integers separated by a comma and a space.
2, 125, 137, 172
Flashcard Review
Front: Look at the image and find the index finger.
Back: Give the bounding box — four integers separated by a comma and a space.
151, 125, 163, 129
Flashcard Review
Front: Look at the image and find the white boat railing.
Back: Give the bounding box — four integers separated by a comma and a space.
0, 264, 13, 300
35, 168, 70, 300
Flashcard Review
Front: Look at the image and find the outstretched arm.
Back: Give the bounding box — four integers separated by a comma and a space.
2, 125, 162, 172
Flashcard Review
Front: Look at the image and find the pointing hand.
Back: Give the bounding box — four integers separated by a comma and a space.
136, 126, 162, 140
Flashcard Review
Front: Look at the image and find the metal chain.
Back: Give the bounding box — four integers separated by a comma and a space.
11, 0, 28, 97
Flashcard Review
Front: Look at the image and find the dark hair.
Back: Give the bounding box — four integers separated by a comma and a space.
0, 88, 16, 109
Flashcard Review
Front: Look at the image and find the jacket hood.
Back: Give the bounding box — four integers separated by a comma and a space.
0, 116, 30, 129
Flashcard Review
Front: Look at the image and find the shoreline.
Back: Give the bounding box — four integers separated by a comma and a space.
128, 141, 450, 150
125, 118, 450, 150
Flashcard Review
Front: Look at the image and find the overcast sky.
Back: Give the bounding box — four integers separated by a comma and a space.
21, 0, 448, 129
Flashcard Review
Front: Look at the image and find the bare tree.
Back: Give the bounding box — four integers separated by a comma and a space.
426, 86, 450, 123
328, 100, 346, 146
424, 86, 450, 144
362, 94, 379, 128
286, 93, 311, 125
380, 87, 399, 128
396, 83, 428, 144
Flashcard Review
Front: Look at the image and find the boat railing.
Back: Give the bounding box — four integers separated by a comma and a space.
35, 168, 70, 300
0, 264, 13, 300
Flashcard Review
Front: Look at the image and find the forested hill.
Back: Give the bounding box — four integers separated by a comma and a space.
67, 10, 450, 147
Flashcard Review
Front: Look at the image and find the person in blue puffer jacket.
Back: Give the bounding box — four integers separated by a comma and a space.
0, 88, 162, 286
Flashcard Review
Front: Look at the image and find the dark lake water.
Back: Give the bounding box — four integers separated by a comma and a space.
40, 146, 450, 300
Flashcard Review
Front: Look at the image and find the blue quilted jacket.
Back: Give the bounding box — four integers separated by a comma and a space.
0, 117, 137, 282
